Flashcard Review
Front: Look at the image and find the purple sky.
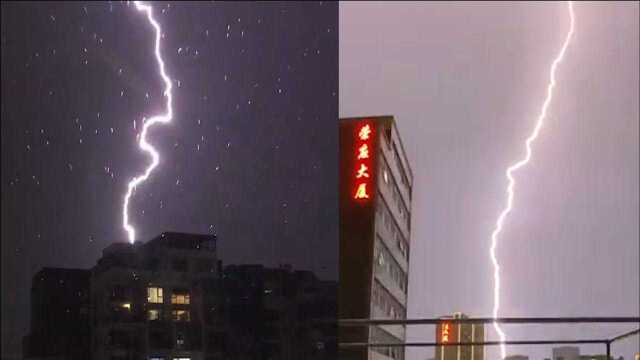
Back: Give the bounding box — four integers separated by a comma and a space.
340, 2, 639, 359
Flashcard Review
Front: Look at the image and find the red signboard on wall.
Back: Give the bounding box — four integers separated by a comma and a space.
353, 122, 374, 201
441, 322, 451, 343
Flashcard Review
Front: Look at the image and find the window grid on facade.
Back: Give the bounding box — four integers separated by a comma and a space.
171, 292, 190, 305
372, 280, 406, 320
171, 309, 191, 322
147, 309, 161, 321
376, 197, 410, 262
378, 157, 411, 230
374, 237, 408, 293
370, 325, 404, 360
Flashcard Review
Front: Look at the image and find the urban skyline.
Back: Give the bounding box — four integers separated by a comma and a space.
340, 2, 638, 360
2, 1, 638, 360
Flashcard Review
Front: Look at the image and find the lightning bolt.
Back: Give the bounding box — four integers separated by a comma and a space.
490, 2, 575, 358
122, 1, 174, 243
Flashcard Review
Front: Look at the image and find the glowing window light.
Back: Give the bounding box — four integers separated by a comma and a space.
147, 287, 163, 303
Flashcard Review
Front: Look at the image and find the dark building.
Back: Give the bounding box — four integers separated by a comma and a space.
90, 232, 219, 360
23, 232, 335, 360
23, 267, 92, 360
339, 116, 414, 360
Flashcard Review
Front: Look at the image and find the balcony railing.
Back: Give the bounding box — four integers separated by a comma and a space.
338, 316, 640, 359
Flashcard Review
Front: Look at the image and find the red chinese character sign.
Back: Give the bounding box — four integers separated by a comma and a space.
353, 123, 374, 201
441, 322, 451, 343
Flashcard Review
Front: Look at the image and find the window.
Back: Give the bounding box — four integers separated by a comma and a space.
171, 291, 190, 305
173, 358, 190, 360
148, 287, 163, 303
148, 309, 161, 321
110, 285, 126, 300
176, 332, 185, 348
172, 310, 190, 322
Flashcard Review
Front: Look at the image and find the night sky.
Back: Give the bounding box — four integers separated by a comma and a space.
1, 2, 337, 357
341, 2, 638, 360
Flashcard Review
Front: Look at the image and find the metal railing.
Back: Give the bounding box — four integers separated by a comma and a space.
338, 317, 640, 358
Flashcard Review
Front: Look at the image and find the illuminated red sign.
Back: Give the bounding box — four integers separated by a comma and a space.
353, 123, 374, 201
441, 322, 451, 343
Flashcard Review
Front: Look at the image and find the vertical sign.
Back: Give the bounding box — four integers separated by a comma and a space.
441, 322, 451, 343
353, 122, 374, 201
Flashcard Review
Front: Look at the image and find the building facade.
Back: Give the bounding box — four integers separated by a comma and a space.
553, 347, 581, 360
505, 356, 529, 360
90, 232, 219, 360
435, 313, 484, 360
23, 268, 92, 360
339, 116, 414, 360
221, 264, 337, 360
23, 232, 335, 360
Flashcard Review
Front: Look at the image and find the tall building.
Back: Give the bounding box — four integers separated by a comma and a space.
435, 313, 484, 360
339, 116, 414, 360
90, 232, 220, 360
23, 267, 92, 360
23, 232, 335, 360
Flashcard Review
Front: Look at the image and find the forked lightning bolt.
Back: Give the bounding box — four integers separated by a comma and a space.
123, 1, 174, 243
490, 2, 575, 358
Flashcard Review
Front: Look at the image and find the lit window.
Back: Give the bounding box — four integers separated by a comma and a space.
173, 358, 190, 360
121, 302, 131, 310
147, 287, 163, 304
171, 291, 190, 305
172, 310, 191, 322
148, 309, 161, 321
176, 332, 185, 348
